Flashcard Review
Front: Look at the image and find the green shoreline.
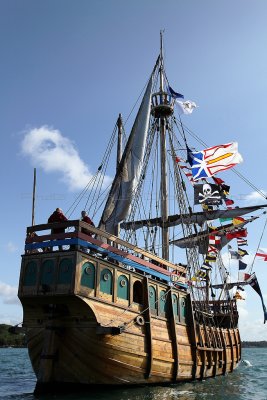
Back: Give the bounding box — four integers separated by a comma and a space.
0, 324, 26, 347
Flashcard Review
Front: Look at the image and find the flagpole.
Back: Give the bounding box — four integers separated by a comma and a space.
31, 168, 36, 226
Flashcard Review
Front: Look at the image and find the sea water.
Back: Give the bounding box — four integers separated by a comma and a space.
0, 348, 266, 400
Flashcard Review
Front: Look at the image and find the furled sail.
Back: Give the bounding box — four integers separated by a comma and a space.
99, 59, 159, 234
212, 281, 250, 290
170, 216, 258, 254
121, 205, 266, 231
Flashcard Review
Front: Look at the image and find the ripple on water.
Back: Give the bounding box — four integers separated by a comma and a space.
0, 347, 267, 400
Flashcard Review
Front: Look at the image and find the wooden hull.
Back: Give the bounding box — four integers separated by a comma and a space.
19, 226, 241, 393
21, 294, 241, 391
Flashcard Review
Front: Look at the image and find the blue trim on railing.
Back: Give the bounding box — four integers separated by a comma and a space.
25, 239, 187, 289
25, 239, 78, 250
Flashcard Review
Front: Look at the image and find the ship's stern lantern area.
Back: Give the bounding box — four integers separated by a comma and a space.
151, 92, 174, 118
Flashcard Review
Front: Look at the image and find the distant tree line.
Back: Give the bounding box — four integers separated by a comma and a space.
242, 341, 267, 348
0, 324, 26, 347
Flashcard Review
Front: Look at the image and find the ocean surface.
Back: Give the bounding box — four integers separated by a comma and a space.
0, 348, 266, 400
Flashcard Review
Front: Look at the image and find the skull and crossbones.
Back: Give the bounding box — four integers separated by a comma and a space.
198, 184, 221, 203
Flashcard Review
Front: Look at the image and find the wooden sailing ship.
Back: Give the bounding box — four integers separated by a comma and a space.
18, 34, 267, 393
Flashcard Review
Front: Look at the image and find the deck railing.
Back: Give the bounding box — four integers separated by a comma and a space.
25, 220, 187, 287
193, 299, 238, 316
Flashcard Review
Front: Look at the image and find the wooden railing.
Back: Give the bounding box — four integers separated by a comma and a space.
25, 221, 187, 285
193, 300, 238, 316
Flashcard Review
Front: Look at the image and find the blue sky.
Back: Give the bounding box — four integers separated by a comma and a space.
1, 0, 267, 340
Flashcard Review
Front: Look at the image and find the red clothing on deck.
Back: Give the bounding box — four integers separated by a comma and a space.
81, 215, 95, 236
48, 211, 68, 234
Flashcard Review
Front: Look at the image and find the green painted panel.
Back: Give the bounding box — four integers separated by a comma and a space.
100, 268, 113, 295
159, 290, 167, 313
149, 286, 156, 310
179, 296, 186, 320
81, 262, 95, 289
40, 260, 55, 285
58, 258, 73, 284
172, 293, 179, 318
117, 275, 129, 300
24, 261, 37, 286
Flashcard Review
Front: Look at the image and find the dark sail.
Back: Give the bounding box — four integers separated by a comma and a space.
170, 216, 258, 253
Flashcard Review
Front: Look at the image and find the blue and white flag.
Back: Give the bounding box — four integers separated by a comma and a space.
167, 85, 184, 99
167, 86, 197, 115
248, 273, 267, 324
229, 250, 242, 260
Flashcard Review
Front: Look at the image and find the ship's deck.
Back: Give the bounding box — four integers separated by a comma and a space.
25, 220, 187, 287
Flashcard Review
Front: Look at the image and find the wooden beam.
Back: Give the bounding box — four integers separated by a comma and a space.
143, 277, 153, 379
228, 328, 234, 372
220, 329, 227, 375
167, 289, 179, 381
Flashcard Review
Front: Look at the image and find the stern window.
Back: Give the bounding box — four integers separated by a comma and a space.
40, 260, 55, 286
58, 258, 73, 284
100, 268, 113, 295
117, 275, 129, 300
81, 262, 95, 289
24, 261, 37, 286
149, 286, 157, 311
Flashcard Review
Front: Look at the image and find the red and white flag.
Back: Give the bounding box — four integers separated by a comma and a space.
209, 235, 221, 245
175, 156, 195, 185
238, 272, 251, 281
256, 249, 267, 261
189, 142, 243, 181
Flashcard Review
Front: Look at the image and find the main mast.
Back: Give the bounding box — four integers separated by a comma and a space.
159, 33, 169, 260
150, 32, 174, 260
114, 114, 123, 238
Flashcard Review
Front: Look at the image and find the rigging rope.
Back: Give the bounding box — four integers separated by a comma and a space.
249, 213, 267, 274
65, 120, 119, 219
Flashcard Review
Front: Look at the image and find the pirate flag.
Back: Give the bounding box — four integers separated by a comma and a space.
194, 183, 223, 205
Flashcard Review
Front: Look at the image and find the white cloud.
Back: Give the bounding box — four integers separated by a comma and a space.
243, 190, 267, 205
6, 241, 18, 253
0, 282, 20, 305
0, 315, 22, 325
21, 126, 111, 191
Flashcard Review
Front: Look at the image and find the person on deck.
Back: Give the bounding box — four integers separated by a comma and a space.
81, 210, 95, 235
48, 208, 68, 250
80, 210, 95, 253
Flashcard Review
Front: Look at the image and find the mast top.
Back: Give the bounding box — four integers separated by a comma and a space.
151, 31, 174, 118
160, 30, 164, 92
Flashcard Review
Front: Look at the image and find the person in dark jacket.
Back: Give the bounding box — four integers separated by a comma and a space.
81, 210, 95, 235
80, 210, 95, 253
48, 208, 68, 250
